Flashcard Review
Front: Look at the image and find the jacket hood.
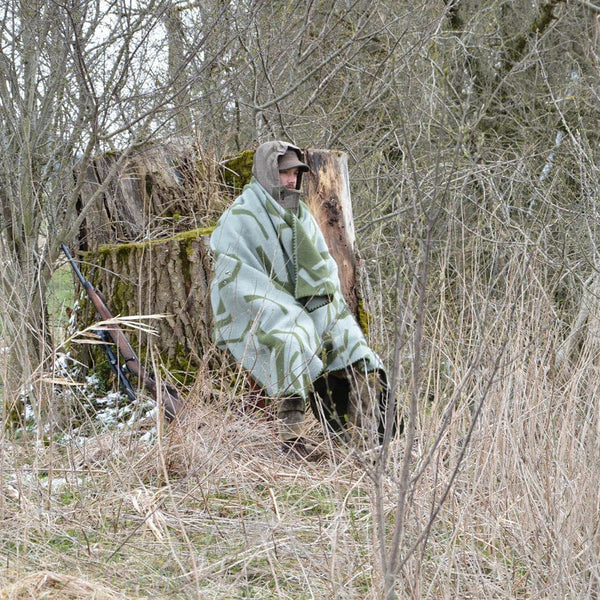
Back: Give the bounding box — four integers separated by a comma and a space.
252, 141, 308, 209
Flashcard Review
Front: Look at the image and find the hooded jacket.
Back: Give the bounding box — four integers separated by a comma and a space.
252, 141, 307, 211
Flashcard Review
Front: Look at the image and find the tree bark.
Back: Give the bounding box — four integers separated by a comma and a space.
76, 138, 224, 251
304, 148, 360, 316
85, 231, 214, 374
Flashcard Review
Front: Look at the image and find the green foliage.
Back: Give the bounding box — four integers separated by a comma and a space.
48, 264, 75, 330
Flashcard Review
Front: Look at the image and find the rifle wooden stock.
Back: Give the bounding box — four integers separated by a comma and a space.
61, 244, 183, 421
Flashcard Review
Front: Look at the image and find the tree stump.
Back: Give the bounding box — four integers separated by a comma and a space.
75, 144, 367, 376
304, 149, 359, 316
76, 137, 229, 250
87, 230, 214, 375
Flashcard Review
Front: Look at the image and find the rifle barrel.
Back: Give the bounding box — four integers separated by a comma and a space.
60, 243, 88, 288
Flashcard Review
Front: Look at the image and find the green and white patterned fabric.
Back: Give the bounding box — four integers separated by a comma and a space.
210, 178, 384, 400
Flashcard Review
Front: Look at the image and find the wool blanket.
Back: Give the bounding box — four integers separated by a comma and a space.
210, 179, 384, 399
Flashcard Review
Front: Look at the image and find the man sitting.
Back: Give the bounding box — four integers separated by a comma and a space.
210, 141, 397, 454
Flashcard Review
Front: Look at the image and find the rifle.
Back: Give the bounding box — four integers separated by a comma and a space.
61, 243, 182, 422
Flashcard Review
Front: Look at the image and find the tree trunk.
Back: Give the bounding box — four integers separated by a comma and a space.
84, 230, 214, 375
76, 138, 226, 251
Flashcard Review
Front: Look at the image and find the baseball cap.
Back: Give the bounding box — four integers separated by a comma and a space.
278, 149, 309, 172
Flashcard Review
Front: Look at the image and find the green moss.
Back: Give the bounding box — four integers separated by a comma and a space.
357, 298, 373, 335
113, 276, 135, 313
220, 149, 255, 195
169, 343, 199, 384
92, 226, 215, 257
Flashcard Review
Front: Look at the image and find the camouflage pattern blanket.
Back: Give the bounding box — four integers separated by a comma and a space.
210, 178, 383, 399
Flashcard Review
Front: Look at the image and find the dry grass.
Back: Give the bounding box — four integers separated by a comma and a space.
3, 238, 600, 599
3, 309, 600, 600
0, 571, 129, 600
0, 386, 388, 599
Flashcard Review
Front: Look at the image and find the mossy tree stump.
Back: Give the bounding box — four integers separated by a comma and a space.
75, 143, 368, 380
76, 137, 230, 251
87, 230, 214, 377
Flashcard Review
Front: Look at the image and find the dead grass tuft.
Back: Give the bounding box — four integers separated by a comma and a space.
0, 571, 132, 600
